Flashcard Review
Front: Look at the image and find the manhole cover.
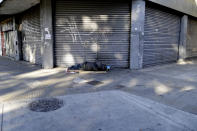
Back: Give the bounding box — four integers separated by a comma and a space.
87, 80, 103, 86
29, 98, 63, 112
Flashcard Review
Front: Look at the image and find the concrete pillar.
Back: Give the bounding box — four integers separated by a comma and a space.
178, 15, 188, 60
130, 0, 145, 69
40, 0, 54, 69
0, 31, 1, 56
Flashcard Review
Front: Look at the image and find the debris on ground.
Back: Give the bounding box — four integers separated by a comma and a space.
73, 77, 88, 84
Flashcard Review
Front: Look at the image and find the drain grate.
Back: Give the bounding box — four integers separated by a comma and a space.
29, 98, 63, 112
115, 85, 126, 89
87, 80, 103, 86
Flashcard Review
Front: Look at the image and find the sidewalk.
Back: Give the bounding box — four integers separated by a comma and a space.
1, 91, 197, 131
1, 56, 197, 116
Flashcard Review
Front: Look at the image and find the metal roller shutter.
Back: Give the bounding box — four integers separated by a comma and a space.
4, 31, 15, 58
143, 6, 181, 67
187, 17, 197, 58
21, 4, 42, 65
55, 0, 130, 68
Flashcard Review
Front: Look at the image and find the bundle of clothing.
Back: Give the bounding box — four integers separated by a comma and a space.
68, 61, 111, 71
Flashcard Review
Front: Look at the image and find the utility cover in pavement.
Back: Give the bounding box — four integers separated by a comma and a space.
87, 80, 103, 86
115, 85, 126, 89
29, 98, 63, 112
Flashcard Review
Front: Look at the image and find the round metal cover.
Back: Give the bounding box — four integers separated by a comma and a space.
29, 98, 63, 112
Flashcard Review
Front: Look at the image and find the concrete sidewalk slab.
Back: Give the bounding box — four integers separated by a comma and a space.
118, 92, 197, 130
2, 56, 197, 116
2, 91, 197, 131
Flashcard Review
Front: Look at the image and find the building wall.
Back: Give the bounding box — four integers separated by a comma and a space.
1, 0, 197, 69
148, 0, 197, 18
29, 0, 197, 68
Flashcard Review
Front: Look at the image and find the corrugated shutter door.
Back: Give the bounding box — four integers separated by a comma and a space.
55, 0, 130, 68
143, 6, 181, 67
187, 17, 197, 58
4, 31, 15, 58
21, 4, 42, 65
